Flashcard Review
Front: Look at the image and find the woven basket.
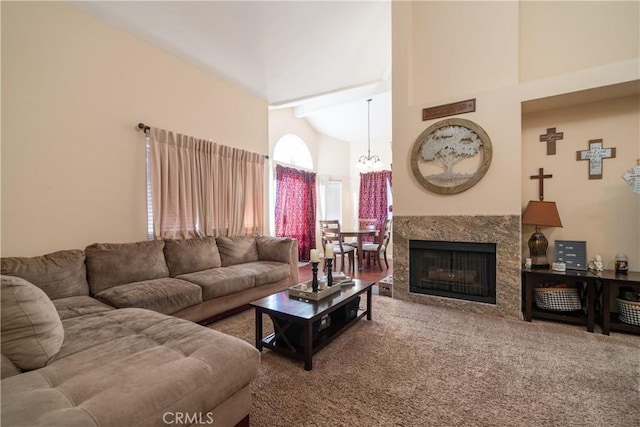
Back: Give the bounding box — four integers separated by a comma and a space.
534, 287, 581, 311
617, 298, 640, 326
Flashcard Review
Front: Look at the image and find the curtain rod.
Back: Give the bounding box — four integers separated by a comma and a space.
136, 122, 269, 159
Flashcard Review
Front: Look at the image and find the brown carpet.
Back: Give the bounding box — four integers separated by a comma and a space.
209, 295, 640, 426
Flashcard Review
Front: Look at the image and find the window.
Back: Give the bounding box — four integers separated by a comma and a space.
324, 180, 343, 223
273, 134, 313, 169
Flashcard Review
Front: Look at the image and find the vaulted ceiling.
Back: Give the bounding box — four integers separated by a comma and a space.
72, 1, 392, 144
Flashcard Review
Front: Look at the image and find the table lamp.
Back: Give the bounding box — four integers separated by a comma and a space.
522, 201, 563, 269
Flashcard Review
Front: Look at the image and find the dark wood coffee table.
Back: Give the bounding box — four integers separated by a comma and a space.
250, 280, 374, 370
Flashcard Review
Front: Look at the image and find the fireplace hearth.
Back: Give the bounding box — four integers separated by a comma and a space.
393, 215, 520, 319
410, 240, 496, 304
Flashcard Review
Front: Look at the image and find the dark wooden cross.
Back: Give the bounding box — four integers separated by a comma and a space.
576, 139, 616, 179
530, 167, 552, 201
539, 127, 564, 155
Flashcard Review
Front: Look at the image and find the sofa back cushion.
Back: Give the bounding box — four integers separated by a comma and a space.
256, 236, 296, 264
1, 250, 89, 299
163, 237, 222, 276
85, 240, 169, 293
216, 236, 259, 267
1, 276, 64, 370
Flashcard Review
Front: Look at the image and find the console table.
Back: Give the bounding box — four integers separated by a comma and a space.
522, 268, 597, 332
592, 270, 640, 335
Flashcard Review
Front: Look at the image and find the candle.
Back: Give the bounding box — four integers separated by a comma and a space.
325, 243, 334, 258
310, 249, 320, 263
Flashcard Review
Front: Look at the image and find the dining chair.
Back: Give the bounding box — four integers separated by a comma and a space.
358, 218, 378, 243
319, 219, 355, 273
361, 218, 392, 271
345, 218, 378, 247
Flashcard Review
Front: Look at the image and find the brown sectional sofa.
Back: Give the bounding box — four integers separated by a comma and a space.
0, 235, 298, 426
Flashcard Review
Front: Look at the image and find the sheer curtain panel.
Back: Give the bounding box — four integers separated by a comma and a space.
148, 127, 264, 239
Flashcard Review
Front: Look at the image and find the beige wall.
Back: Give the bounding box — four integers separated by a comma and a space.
393, 1, 522, 216
522, 95, 640, 269
520, 1, 640, 82
1, 2, 268, 256
410, 1, 519, 103
393, 1, 639, 266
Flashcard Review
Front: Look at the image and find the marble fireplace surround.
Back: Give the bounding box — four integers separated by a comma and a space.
393, 215, 521, 319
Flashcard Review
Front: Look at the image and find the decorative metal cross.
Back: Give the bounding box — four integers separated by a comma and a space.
530, 167, 552, 201
576, 139, 616, 179
539, 127, 564, 155
623, 160, 640, 195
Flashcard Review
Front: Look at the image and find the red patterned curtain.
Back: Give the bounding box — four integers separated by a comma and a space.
358, 170, 392, 235
275, 165, 317, 261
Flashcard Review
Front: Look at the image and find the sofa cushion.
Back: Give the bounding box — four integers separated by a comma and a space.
216, 236, 259, 267
0, 308, 260, 427
1, 250, 89, 299
238, 261, 291, 287
93, 278, 202, 315
164, 236, 222, 276
177, 267, 255, 300
256, 236, 296, 264
1, 354, 21, 379
52, 296, 114, 321
1, 276, 64, 371
85, 240, 169, 293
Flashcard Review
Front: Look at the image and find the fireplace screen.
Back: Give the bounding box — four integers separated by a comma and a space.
410, 240, 496, 304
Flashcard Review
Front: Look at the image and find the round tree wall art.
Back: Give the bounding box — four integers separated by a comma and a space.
411, 118, 492, 194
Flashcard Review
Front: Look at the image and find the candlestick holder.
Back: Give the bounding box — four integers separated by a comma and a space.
311, 262, 319, 292
326, 258, 334, 287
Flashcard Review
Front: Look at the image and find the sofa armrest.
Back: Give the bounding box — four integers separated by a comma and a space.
256, 236, 299, 286
289, 239, 299, 286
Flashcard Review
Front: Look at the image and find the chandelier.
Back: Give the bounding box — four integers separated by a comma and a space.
356, 98, 384, 172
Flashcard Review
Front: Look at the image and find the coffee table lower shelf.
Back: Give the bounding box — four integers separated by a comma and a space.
260, 309, 366, 363
251, 280, 373, 371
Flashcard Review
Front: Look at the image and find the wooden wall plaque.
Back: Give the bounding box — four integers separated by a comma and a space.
422, 99, 476, 121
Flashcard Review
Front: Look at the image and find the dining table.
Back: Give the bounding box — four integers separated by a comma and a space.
340, 228, 379, 271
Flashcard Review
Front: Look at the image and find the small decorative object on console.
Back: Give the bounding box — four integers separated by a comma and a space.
588, 255, 604, 272
615, 253, 629, 274
551, 262, 566, 272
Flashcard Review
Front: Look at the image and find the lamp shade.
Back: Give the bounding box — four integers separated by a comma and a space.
521, 201, 563, 228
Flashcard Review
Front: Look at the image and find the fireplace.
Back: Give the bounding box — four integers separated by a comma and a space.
410, 240, 497, 304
